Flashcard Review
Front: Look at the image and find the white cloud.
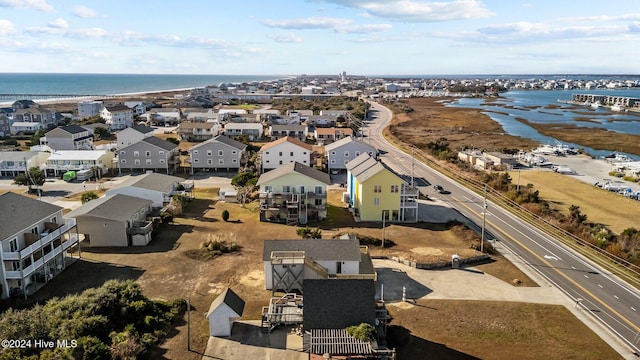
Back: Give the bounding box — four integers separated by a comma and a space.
72, 5, 99, 18
0, 19, 17, 35
322, 0, 494, 22
263, 17, 352, 30
269, 32, 303, 43
337, 23, 392, 33
0, 0, 53, 12
48, 18, 68, 29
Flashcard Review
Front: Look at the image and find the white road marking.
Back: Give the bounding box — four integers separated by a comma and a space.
544, 255, 559, 261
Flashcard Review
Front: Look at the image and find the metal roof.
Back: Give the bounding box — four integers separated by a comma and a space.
257, 162, 330, 186
262, 238, 361, 262
64, 194, 151, 222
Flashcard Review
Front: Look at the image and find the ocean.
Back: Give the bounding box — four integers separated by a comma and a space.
449, 88, 640, 160
0, 73, 287, 98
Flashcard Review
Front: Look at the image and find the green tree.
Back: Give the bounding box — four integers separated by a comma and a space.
569, 204, 587, 224
94, 126, 113, 140
231, 171, 258, 207
81, 191, 99, 204
14, 166, 46, 193
29, 129, 46, 146
222, 210, 230, 222
296, 227, 322, 239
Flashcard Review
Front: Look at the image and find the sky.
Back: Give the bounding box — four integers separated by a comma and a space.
1, 0, 640, 75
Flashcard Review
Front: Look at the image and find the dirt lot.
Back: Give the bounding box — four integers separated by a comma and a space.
13, 186, 620, 359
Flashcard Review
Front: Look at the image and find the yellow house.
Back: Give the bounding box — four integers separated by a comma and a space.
347, 154, 418, 222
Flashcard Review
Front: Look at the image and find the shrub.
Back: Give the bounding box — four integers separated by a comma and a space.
222, 210, 230, 222
81, 191, 99, 204
346, 323, 376, 342
296, 227, 322, 239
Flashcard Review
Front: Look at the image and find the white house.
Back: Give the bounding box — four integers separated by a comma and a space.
206, 288, 245, 337
324, 136, 377, 171
105, 172, 188, 208
259, 136, 313, 172
10, 122, 42, 135
44, 150, 115, 177
101, 105, 134, 131
40, 125, 94, 151
124, 101, 146, 116
77, 100, 104, 118
0, 151, 50, 177
0, 192, 79, 299
116, 124, 155, 149
223, 122, 263, 140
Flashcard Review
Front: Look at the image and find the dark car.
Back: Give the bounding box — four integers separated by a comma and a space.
434, 185, 450, 194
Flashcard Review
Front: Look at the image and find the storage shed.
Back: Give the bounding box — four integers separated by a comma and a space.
206, 288, 245, 337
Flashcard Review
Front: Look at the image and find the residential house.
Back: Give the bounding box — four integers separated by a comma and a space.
124, 101, 146, 116
257, 161, 331, 225
223, 122, 263, 141
262, 237, 376, 292
346, 153, 418, 222
307, 115, 339, 127
12, 100, 36, 110
177, 122, 221, 141
313, 127, 353, 145
44, 150, 115, 177
0, 114, 11, 137
64, 194, 154, 247
13, 105, 57, 130
269, 124, 307, 141
10, 122, 43, 135
188, 135, 247, 174
77, 100, 103, 118
206, 288, 245, 337
117, 124, 155, 149
105, 172, 188, 208
259, 136, 313, 172
0, 192, 78, 299
144, 109, 181, 126
101, 105, 134, 130
39, 125, 93, 151
118, 137, 179, 174
325, 136, 377, 172
0, 151, 50, 177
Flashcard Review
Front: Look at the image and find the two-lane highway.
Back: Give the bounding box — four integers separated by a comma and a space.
364, 100, 640, 357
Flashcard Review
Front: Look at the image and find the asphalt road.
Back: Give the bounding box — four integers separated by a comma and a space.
364, 100, 640, 358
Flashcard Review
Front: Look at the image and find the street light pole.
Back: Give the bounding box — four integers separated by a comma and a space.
481, 184, 487, 253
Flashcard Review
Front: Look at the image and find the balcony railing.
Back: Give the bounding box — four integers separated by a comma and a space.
3, 219, 76, 260
128, 221, 153, 235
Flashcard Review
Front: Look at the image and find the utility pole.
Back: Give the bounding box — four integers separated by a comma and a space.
411, 147, 415, 188
382, 210, 386, 248
481, 185, 487, 253
187, 298, 191, 351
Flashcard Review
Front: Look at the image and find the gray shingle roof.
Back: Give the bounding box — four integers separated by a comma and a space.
60, 125, 87, 134
212, 135, 247, 150
0, 192, 62, 240
131, 124, 154, 134
113, 172, 183, 192
262, 238, 361, 262
206, 287, 245, 317
257, 162, 330, 186
324, 136, 377, 153
64, 194, 151, 222
142, 136, 179, 151
303, 279, 375, 330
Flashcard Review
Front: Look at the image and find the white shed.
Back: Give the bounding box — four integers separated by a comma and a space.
206, 288, 245, 337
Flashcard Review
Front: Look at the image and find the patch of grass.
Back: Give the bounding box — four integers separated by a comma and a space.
184, 233, 241, 261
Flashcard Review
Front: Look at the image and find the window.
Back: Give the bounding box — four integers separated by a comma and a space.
265, 185, 272, 193
279, 152, 283, 156
134, 159, 141, 165
355, 151, 361, 157
290, 152, 294, 156
193, 150, 199, 155
374, 185, 382, 193
265, 151, 270, 155
31, 226, 38, 234
10, 238, 17, 252
146, 159, 152, 165
50, 216, 57, 223
207, 159, 213, 165
344, 151, 349, 157
159, 151, 164, 155
265, 160, 270, 163
315, 186, 322, 194
303, 151, 307, 155
218, 159, 224, 165
120, 150, 126, 155
11, 261, 20, 271
300, 186, 305, 194
331, 151, 336, 155
283, 186, 290, 193
344, 160, 349, 165
331, 160, 336, 164
315, 198, 322, 206
218, 150, 224, 156
194, 159, 199, 163
159, 159, 165, 164
133, 150, 139, 157
374, 197, 380, 206
232, 150, 237, 154
279, 160, 283, 165
121, 159, 126, 164
145, 151, 151, 157
391, 185, 399, 193
232, 159, 237, 163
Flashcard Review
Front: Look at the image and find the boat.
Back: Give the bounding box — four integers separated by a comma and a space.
611, 104, 625, 112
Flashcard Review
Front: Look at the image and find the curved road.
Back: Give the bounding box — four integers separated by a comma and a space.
365, 101, 640, 358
